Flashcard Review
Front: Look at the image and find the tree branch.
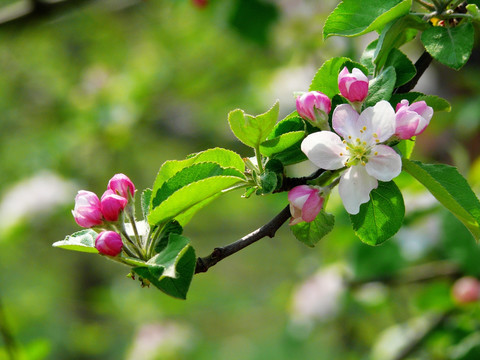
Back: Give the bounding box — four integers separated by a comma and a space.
394, 50, 433, 94
195, 204, 291, 274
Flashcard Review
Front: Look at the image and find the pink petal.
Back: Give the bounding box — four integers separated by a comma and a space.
301, 131, 348, 170
302, 191, 324, 222
332, 104, 360, 139
359, 100, 395, 143
338, 166, 378, 214
365, 145, 402, 182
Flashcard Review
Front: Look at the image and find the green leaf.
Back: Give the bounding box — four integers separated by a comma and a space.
390, 92, 451, 112
151, 147, 245, 199
141, 188, 152, 219
364, 66, 396, 108
290, 211, 335, 247
154, 220, 183, 254
151, 162, 244, 208
350, 181, 405, 246
259, 114, 306, 157
52, 229, 99, 254
323, 0, 412, 39
373, 15, 428, 72
133, 234, 196, 299
309, 57, 368, 98
384, 49, 416, 87
260, 131, 305, 157
148, 175, 244, 226
395, 138, 416, 159
228, 101, 279, 148
360, 40, 379, 76
421, 22, 475, 70
257, 171, 277, 194
402, 159, 480, 240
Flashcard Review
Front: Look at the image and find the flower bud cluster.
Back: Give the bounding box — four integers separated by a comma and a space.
72, 173, 135, 256
291, 66, 434, 219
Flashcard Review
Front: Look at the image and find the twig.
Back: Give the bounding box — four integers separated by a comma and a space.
274, 168, 325, 193
393, 310, 453, 360
195, 205, 291, 273
394, 51, 433, 94
413, 0, 435, 11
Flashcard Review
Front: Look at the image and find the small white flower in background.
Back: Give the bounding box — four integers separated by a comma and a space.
301, 101, 402, 214
290, 265, 346, 324
0, 172, 76, 233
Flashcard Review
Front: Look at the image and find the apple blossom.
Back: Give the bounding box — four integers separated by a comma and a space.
108, 173, 135, 199
72, 190, 103, 228
101, 189, 128, 222
288, 185, 324, 225
296, 91, 332, 130
95, 231, 123, 256
338, 67, 369, 104
301, 101, 402, 214
394, 100, 433, 140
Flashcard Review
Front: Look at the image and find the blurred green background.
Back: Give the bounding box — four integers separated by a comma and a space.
1, 0, 480, 359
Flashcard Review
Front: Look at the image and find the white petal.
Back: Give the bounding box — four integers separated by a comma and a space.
301, 131, 348, 170
365, 145, 402, 181
332, 104, 360, 139
359, 100, 395, 143
338, 166, 378, 214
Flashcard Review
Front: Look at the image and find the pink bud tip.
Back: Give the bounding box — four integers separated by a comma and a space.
394, 100, 433, 139
107, 173, 135, 199
72, 190, 103, 228
101, 189, 128, 222
296, 91, 332, 129
95, 231, 123, 256
288, 185, 324, 225
338, 67, 369, 103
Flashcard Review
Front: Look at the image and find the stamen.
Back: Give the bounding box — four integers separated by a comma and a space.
360, 130, 364, 133
343, 140, 346, 144
361, 161, 366, 166
373, 133, 378, 138
339, 153, 343, 156
362, 126, 367, 131
348, 136, 352, 139
356, 138, 361, 143
362, 141, 367, 145
374, 152, 378, 155
375, 139, 380, 143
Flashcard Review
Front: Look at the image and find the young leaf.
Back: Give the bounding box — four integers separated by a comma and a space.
151, 162, 244, 208
395, 139, 416, 159
350, 181, 405, 246
257, 171, 278, 194
309, 57, 368, 97
373, 15, 428, 72
421, 21, 474, 70
148, 175, 244, 226
141, 188, 152, 218
228, 101, 279, 148
402, 159, 480, 240
384, 49, 416, 87
364, 66, 396, 108
53, 229, 99, 254
154, 220, 183, 254
133, 234, 196, 299
323, 0, 412, 39
151, 147, 246, 198
290, 211, 335, 247
259, 131, 305, 157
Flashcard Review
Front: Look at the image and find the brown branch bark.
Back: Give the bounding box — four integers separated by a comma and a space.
394, 50, 433, 94
195, 204, 291, 274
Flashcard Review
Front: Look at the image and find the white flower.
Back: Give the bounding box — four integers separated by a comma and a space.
301, 101, 402, 214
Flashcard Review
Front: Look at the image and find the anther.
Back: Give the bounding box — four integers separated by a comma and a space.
374, 152, 378, 155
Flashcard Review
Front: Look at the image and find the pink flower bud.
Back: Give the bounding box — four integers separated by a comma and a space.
288, 185, 324, 225
72, 190, 103, 228
296, 91, 332, 129
452, 276, 480, 304
101, 189, 128, 222
338, 67, 369, 103
107, 173, 135, 199
95, 231, 123, 256
394, 100, 433, 140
